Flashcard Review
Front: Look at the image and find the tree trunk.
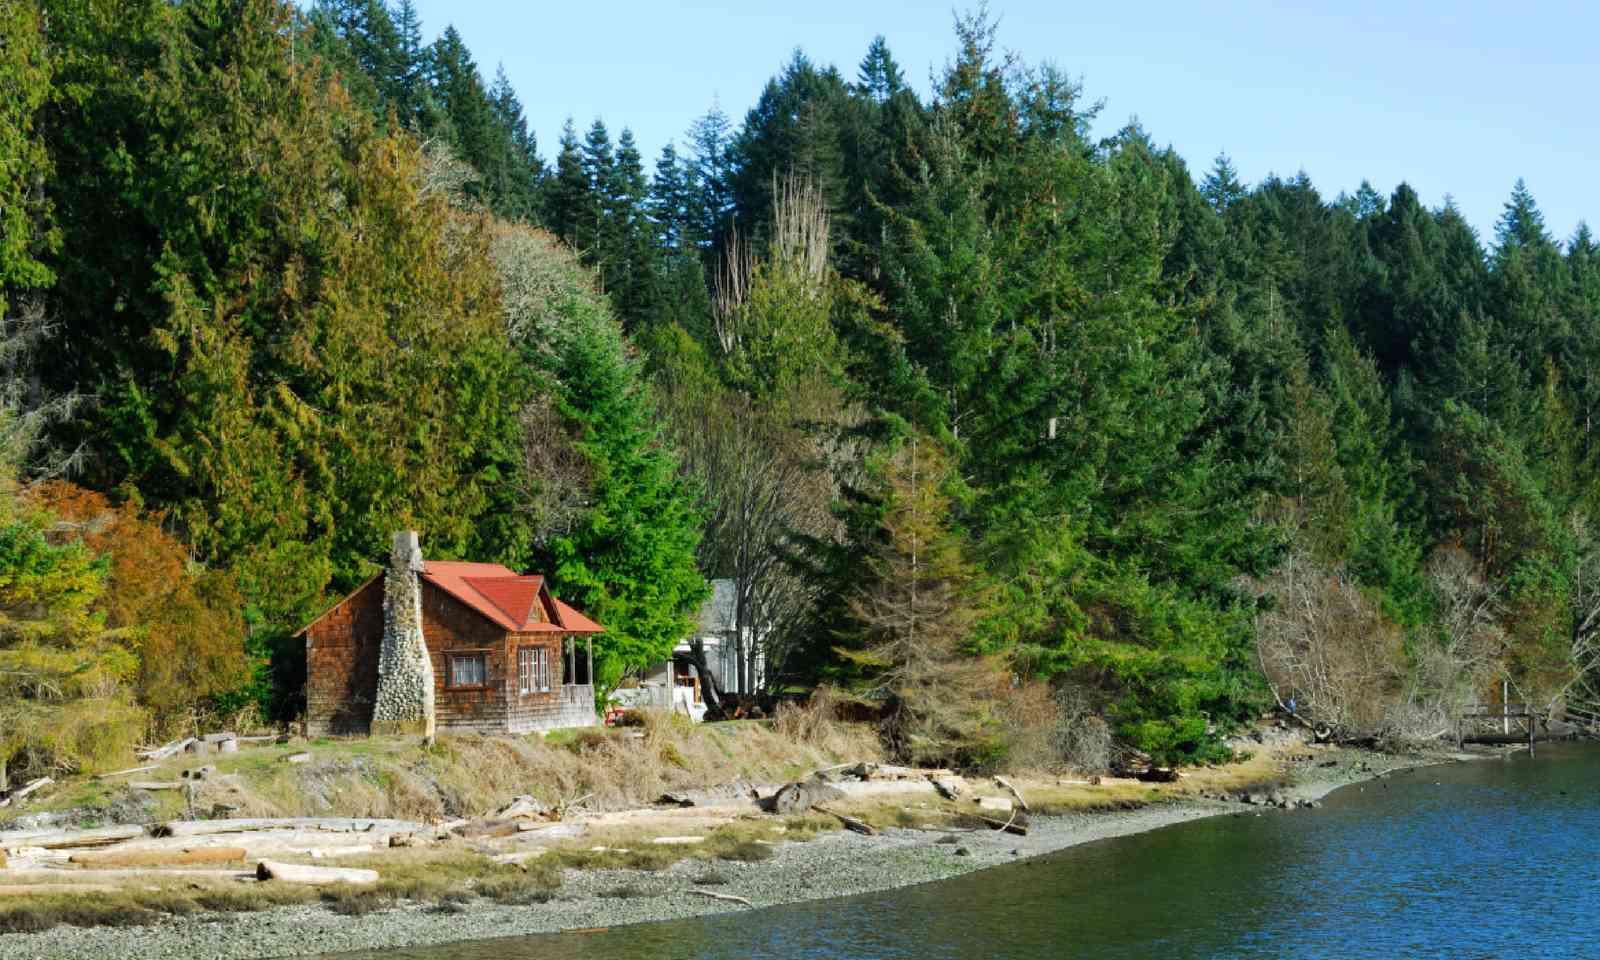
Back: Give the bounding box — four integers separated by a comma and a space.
679, 640, 730, 720
735, 584, 750, 695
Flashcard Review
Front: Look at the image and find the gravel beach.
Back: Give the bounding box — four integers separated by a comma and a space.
0, 745, 1474, 960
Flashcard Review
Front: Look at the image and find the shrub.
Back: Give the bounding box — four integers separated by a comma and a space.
714, 840, 775, 863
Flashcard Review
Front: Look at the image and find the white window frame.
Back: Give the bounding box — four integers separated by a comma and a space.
518, 646, 550, 695
448, 653, 487, 688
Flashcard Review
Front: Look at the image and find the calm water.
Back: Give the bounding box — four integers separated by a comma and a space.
330, 743, 1600, 959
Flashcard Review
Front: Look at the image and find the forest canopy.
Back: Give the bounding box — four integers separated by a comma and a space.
1, 0, 1596, 778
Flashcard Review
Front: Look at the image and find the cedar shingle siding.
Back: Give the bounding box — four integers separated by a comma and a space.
303, 562, 600, 736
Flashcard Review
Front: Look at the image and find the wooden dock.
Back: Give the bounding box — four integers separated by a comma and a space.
1456, 703, 1545, 753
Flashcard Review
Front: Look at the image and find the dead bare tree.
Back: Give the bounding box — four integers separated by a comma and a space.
711, 226, 753, 356
669, 388, 840, 698
1400, 547, 1505, 737
671, 173, 855, 702
711, 171, 830, 361
769, 172, 830, 288
0, 294, 85, 482
1248, 546, 1508, 743
1552, 514, 1600, 718
516, 399, 593, 547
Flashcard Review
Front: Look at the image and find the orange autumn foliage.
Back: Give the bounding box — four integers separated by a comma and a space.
31, 482, 246, 727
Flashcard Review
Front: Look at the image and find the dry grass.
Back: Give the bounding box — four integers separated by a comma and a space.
0, 882, 318, 934
0, 846, 565, 933
0, 735, 1315, 935
21, 706, 881, 825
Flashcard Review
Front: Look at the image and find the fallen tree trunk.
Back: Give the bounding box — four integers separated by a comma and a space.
255, 860, 378, 886
975, 813, 1029, 837
128, 781, 186, 792
2, 867, 253, 883
155, 817, 427, 839
95, 765, 158, 780
691, 888, 753, 907
69, 847, 247, 868
0, 825, 146, 851
140, 738, 196, 761
814, 806, 876, 836
0, 778, 53, 808
993, 776, 1029, 812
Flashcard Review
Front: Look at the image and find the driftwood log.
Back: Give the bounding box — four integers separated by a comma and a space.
0, 778, 53, 808
155, 817, 427, 838
691, 888, 753, 907
993, 776, 1029, 812
8, 868, 255, 883
255, 860, 378, 886
975, 813, 1029, 837
69, 847, 247, 868
140, 738, 195, 761
0, 825, 145, 851
95, 765, 159, 780
814, 806, 876, 836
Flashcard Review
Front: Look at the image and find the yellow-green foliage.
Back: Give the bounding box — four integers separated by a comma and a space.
33, 482, 246, 732
0, 476, 144, 779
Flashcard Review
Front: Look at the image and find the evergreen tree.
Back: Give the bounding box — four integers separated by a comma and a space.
1496, 178, 1551, 252
578, 118, 617, 271
843, 436, 1002, 767
528, 281, 706, 695
728, 51, 851, 238
606, 128, 659, 328
856, 35, 905, 103
41, 0, 525, 713
1200, 153, 1246, 213
649, 141, 694, 254
389, 0, 449, 136
934, 4, 1018, 163
685, 103, 735, 250
545, 119, 594, 246
484, 64, 543, 219
0, 0, 54, 294
428, 28, 495, 195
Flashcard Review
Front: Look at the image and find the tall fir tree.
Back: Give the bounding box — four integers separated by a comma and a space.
545, 119, 594, 247
685, 103, 735, 251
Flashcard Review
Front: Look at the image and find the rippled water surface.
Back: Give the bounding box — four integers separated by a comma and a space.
332, 743, 1600, 959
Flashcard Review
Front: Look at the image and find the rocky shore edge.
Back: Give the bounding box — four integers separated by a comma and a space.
0, 742, 1485, 960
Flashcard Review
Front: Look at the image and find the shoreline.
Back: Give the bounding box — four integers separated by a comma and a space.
0, 742, 1488, 960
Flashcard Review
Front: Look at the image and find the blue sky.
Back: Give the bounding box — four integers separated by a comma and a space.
403, 0, 1595, 245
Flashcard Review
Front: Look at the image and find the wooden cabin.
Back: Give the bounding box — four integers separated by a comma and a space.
299, 538, 603, 737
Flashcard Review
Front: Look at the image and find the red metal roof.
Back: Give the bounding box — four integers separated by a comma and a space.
462, 575, 546, 629
423, 561, 604, 634
552, 598, 604, 634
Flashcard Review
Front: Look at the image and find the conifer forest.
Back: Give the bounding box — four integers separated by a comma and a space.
4, 0, 1599, 778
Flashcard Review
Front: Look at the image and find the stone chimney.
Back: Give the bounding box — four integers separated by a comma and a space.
371, 530, 435, 739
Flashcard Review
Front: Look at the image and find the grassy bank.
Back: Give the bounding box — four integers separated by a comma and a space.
21, 710, 882, 826
1, 718, 1331, 942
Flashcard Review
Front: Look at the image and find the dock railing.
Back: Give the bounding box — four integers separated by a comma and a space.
1456, 703, 1543, 753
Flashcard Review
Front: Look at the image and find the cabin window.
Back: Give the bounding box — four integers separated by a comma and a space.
448, 653, 487, 688
518, 646, 549, 695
